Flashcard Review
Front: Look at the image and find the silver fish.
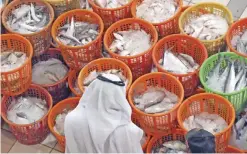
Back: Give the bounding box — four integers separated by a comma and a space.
6, 3, 50, 34
231, 30, 247, 55
94, 0, 129, 8
109, 30, 151, 56
206, 56, 247, 93
54, 110, 72, 136
57, 17, 99, 47
184, 14, 229, 40
152, 141, 187, 153
1, 51, 27, 72
136, 0, 178, 23
183, 112, 228, 135
160, 49, 199, 74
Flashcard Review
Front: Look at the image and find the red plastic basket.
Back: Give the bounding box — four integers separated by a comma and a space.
131, 0, 183, 38
177, 93, 235, 152
146, 129, 186, 153
226, 18, 247, 58
88, 0, 134, 30
1, 34, 33, 96
32, 48, 70, 104
104, 18, 158, 80
68, 69, 83, 97
1, 84, 53, 145
78, 58, 133, 94
225, 146, 244, 153
2, 0, 55, 56
152, 34, 208, 97
48, 97, 80, 152
51, 9, 104, 70
131, 112, 151, 152
128, 72, 184, 135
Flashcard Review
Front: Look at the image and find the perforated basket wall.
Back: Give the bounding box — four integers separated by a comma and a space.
68, 69, 82, 97
2, 0, 55, 56
32, 48, 70, 104
152, 34, 208, 97
131, 0, 183, 38
177, 93, 235, 152
128, 72, 184, 135
1, 84, 53, 145
1, 34, 33, 96
179, 2, 233, 56
104, 18, 158, 80
52, 9, 104, 70
48, 97, 80, 152
88, 0, 134, 30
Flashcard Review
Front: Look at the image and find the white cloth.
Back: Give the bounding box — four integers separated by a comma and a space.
64, 74, 143, 153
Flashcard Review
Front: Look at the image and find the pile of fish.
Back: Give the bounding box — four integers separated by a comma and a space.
32, 58, 68, 85
136, 0, 178, 23
231, 30, 247, 55
184, 14, 229, 40
183, 112, 228, 134
206, 55, 247, 93
6, 3, 50, 34
152, 141, 187, 153
110, 30, 151, 56
230, 107, 247, 150
94, 0, 129, 8
83, 69, 128, 86
56, 17, 99, 47
7, 96, 48, 125
159, 48, 199, 74
1, 50, 27, 72
54, 109, 72, 136
134, 87, 178, 114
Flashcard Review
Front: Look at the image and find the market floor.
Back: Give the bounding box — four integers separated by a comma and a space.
1, 0, 247, 153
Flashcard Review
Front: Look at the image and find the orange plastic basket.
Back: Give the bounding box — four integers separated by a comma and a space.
104, 18, 158, 80
1, 34, 33, 96
48, 97, 80, 152
32, 48, 70, 104
146, 129, 186, 153
78, 58, 133, 93
177, 93, 235, 153
68, 69, 83, 97
225, 146, 244, 153
152, 34, 208, 97
2, 0, 54, 56
131, 112, 151, 152
128, 72, 184, 135
1, 84, 53, 145
131, 0, 183, 38
52, 9, 104, 70
88, 0, 134, 30
226, 18, 247, 58
179, 2, 233, 56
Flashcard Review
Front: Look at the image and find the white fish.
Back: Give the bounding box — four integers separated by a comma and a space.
136, 0, 178, 23
7, 3, 50, 34
152, 141, 187, 153
32, 58, 68, 85
94, 0, 129, 8
54, 109, 72, 136
161, 49, 199, 74
231, 30, 247, 55
184, 14, 229, 40
7, 96, 48, 125
183, 112, 228, 134
1, 51, 27, 72
57, 17, 99, 47
109, 30, 151, 56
